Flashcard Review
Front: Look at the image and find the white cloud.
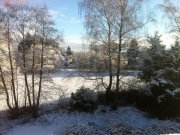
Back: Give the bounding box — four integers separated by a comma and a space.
61, 36, 89, 51
56, 17, 81, 24
48, 9, 81, 24
138, 32, 177, 49
160, 33, 177, 48
49, 9, 65, 18
67, 17, 81, 24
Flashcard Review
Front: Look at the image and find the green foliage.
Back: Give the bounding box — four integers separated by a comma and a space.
97, 91, 118, 108
141, 33, 166, 81
67, 46, 73, 56
127, 39, 139, 69
138, 33, 180, 118
18, 33, 33, 53
141, 33, 180, 87
115, 88, 180, 118
150, 81, 174, 97
70, 87, 98, 112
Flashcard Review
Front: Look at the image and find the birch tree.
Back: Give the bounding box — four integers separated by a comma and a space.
112, 0, 151, 91
159, 0, 180, 34
79, 0, 116, 97
79, 0, 151, 93
0, 2, 20, 118
12, 2, 33, 109
0, 1, 64, 117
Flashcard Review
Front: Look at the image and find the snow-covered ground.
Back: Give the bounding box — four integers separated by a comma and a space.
0, 69, 179, 135
0, 69, 140, 111
1, 106, 180, 135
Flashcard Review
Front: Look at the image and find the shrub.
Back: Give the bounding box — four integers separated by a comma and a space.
114, 87, 180, 118
153, 88, 180, 118
97, 91, 106, 105
70, 87, 98, 112
118, 89, 140, 105
98, 89, 153, 109
150, 80, 175, 97
134, 91, 154, 112
156, 95, 180, 118
145, 81, 180, 118
97, 91, 117, 106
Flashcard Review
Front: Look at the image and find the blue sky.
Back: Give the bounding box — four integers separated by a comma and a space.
1, 0, 179, 50
30, 0, 85, 51
33, 0, 179, 51
31, 0, 165, 51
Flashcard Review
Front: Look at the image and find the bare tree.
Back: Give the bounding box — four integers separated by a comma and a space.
31, 6, 62, 116
0, 2, 64, 117
12, 2, 33, 109
0, 3, 20, 118
159, 0, 180, 34
79, 0, 116, 96
110, 0, 152, 91
79, 0, 151, 94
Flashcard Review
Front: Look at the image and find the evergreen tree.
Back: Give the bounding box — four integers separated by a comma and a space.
168, 40, 180, 87
127, 39, 139, 69
18, 33, 33, 53
171, 40, 180, 59
67, 46, 72, 56
142, 33, 166, 82
141, 33, 179, 88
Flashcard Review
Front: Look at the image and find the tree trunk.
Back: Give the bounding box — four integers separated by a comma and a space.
36, 27, 45, 113
0, 66, 12, 110
107, 21, 113, 92
7, 21, 18, 111
21, 26, 32, 108
116, 23, 123, 92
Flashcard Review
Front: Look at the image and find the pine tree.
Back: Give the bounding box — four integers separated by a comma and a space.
168, 40, 180, 87
141, 33, 179, 88
67, 46, 72, 56
142, 33, 166, 82
127, 39, 139, 69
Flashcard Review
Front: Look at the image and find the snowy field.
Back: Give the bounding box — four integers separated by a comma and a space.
1, 106, 180, 135
0, 69, 140, 111
0, 69, 180, 135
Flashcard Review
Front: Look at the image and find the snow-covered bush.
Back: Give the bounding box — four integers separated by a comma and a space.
113, 86, 180, 118
139, 79, 180, 118
150, 79, 175, 97
142, 81, 180, 118
156, 94, 180, 118
70, 87, 98, 112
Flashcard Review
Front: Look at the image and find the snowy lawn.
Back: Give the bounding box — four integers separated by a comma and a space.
1, 106, 180, 135
0, 69, 140, 111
